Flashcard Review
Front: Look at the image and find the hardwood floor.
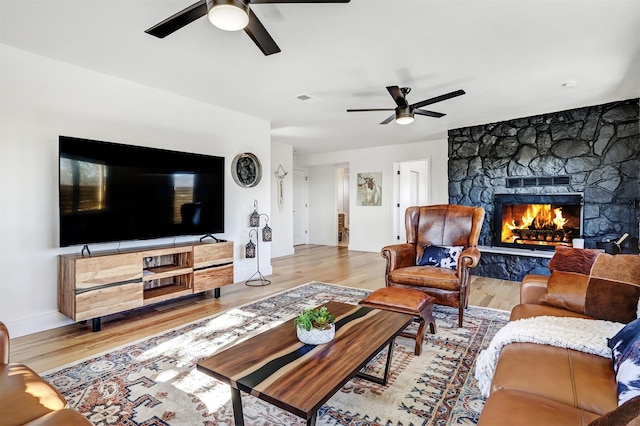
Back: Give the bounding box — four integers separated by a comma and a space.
10, 244, 520, 372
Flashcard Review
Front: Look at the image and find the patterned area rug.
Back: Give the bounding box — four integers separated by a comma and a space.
43, 282, 509, 425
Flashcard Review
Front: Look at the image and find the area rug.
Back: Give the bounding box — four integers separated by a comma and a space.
43, 282, 509, 425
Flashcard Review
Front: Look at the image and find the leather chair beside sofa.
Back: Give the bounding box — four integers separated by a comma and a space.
0, 322, 90, 426
381, 204, 485, 327
477, 247, 640, 426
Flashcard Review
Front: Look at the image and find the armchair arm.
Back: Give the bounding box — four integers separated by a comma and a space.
381, 243, 416, 273
459, 246, 481, 269
0, 321, 9, 364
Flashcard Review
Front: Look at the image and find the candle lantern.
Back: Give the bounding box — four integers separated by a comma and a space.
245, 239, 256, 258
262, 223, 272, 242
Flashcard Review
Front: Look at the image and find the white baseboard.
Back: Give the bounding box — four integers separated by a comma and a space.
6, 311, 74, 338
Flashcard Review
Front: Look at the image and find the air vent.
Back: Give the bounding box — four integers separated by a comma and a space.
506, 176, 571, 188
295, 94, 321, 103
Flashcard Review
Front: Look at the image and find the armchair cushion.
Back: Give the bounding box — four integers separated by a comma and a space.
539, 247, 640, 323
418, 245, 463, 269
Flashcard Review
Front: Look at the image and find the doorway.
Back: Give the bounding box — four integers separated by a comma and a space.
394, 160, 429, 241
293, 169, 308, 246
335, 165, 349, 247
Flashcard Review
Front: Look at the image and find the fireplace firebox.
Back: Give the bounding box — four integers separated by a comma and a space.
493, 193, 583, 251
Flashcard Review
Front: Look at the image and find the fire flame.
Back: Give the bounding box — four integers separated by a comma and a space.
502, 204, 568, 243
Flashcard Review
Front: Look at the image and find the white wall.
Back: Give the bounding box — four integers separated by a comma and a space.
270, 142, 294, 258
296, 140, 449, 252
0, 45, 272, 337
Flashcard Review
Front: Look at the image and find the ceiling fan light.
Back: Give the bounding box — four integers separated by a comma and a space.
395, 107, 414, 125
207, 0, 249, 32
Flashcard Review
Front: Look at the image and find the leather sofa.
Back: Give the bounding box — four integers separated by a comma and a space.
0, 322, 90, 426
477, 248, 640, 425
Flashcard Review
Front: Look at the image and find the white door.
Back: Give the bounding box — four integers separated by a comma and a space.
395, 160, 429, 241
293, 169, 309, 245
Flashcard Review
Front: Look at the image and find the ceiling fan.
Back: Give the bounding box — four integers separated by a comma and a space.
145, 0, 350, 56
347, 86, 466, 125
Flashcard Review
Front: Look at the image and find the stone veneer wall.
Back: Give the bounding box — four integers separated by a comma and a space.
448, 98, 640, 281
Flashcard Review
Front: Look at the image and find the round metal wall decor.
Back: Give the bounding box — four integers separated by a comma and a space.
231, 153, 262, 188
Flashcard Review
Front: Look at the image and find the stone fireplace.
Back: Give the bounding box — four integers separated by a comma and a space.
493, 193, 583, 251
448, 98, 639, 281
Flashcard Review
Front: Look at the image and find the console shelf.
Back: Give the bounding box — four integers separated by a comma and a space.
59, 241, 234, 331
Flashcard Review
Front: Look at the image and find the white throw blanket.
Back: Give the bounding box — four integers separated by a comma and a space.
474, 316, 624, 398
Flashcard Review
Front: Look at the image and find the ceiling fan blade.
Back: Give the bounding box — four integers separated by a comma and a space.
411, 89, 465, 109
251, 0, 349, 3
244, 8, 281, 55
145, 0, 207, 38
414, 109, 445, 118
347, 108, 394, 112
386, 86, 408, 108
380, 115, 396, 125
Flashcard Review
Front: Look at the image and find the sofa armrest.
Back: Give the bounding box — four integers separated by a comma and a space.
520, 274, 550, 304
460, 246, 481, 269
0, 321, 9, 365
381, 244, 416, 273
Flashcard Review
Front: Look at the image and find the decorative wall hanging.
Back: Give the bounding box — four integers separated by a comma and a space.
232, 152, 262, 188
357, 172, 382, 206
245, 199, 272, 286
274, 164, 288, 212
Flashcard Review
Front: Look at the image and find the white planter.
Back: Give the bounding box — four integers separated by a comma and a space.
296, 323, 335, 345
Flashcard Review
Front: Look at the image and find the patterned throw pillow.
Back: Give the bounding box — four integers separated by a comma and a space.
418, 245, 463, 270
539, 247, 640, 323
608, 318, 640, 406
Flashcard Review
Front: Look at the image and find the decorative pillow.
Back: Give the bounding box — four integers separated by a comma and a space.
608, 318, 640, 406
418, 245, 463, 270
539, 247, 640, 323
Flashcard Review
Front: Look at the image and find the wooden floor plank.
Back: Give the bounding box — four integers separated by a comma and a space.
9, 245, 521, 372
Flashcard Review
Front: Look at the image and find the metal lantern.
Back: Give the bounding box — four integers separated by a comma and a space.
249, 199, 260, 227
250, 210, 260, 227
245, 239, 256, 258
262, 223, 272, 242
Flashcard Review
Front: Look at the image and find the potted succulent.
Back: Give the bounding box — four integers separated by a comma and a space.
294, 306, 336, 345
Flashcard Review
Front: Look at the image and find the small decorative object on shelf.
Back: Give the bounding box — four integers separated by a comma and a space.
294, 306, 336, 345
245, 199, 272, 286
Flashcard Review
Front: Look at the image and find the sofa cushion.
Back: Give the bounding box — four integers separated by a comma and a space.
490, 342, 618, 415
510, 303, 594, 322
608, 318, 640, 405
0, 363, 67, 425
539, 247, 640, 323
478, 389, 601, 426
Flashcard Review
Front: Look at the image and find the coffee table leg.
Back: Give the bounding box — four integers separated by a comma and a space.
355, 339, 395, 386
230, 387, 245, 426
307, 413, 317, 426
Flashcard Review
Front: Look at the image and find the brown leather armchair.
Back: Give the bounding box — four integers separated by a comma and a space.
381, 204, 485, 327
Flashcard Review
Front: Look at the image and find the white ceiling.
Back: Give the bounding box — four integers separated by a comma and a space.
1, 0, 639, 154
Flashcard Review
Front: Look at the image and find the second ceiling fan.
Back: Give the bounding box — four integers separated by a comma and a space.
347, 86, 466, 125
145, 0, 350, 56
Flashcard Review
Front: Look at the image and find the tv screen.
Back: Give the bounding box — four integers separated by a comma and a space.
59, 136, 225, 247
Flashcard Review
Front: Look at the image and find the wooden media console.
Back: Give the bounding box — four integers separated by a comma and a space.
58, 241, 234, 331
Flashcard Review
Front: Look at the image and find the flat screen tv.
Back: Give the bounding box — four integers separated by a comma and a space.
59, 136, 225, 247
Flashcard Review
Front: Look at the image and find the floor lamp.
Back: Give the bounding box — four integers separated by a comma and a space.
245, 200, 272, 286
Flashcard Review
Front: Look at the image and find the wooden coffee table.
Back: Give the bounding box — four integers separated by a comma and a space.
197, 301, 413, 426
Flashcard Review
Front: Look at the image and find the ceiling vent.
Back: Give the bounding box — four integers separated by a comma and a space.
506, 176, 571, 188
296, 94, 321, 103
